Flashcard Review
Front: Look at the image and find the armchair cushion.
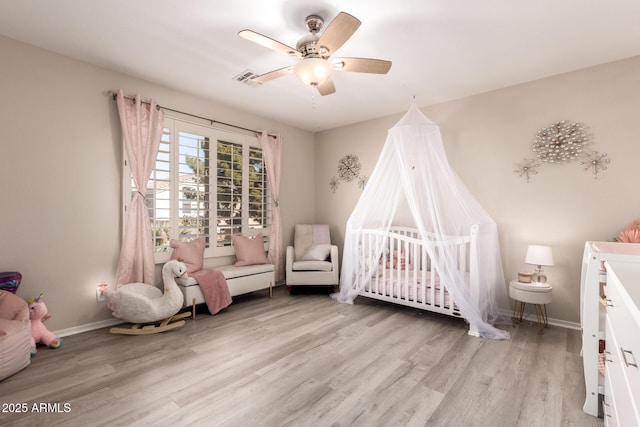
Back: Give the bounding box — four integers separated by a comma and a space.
292, 260, 334, 272
293, 224, 331, 260
0, 290, 31, 380
293, 225, 314, 260
300, 244, 331, 261
0, 289, 29, 322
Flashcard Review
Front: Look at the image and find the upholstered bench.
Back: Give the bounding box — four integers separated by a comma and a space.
170, 233, 275, 318
177, 263, 275, 318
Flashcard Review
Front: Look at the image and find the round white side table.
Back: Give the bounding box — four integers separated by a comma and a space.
509, 280, 552, 334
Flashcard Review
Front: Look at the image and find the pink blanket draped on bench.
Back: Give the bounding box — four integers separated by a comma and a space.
190, 269, 232, 315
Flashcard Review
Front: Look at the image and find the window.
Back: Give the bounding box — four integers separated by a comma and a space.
124, 117, 270, 262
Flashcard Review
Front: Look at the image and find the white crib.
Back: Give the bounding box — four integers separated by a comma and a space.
580, 241, 640, 417
354, 225, 480, 335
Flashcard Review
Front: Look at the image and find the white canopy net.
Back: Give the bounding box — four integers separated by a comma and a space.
332, 104, 511, 339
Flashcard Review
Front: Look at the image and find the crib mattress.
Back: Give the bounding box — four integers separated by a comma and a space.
361, 269, 461, 308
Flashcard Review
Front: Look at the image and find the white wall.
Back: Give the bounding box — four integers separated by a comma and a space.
315, 55, 640, 324
3, 31, 638, 331
0, 36, 315, 331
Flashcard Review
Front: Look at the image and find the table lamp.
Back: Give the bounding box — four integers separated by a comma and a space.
525, 245, 554, 283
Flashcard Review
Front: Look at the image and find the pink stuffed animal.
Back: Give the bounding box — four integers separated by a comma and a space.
28, 294, 61, 355
616, 220, 640, 243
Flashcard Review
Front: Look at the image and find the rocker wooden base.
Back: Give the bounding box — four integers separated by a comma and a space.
109, 311, 191, 335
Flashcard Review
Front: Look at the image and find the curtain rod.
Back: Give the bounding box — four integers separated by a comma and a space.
107, 90, 275, 138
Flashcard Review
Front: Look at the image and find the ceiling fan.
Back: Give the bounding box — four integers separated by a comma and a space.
238, 11, 392, 96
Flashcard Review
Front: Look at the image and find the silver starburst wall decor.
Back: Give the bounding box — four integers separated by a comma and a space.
330, 154, 367, 192
514, 158, 541, 183
357, 175, 368, 189
329, 176, 340, 193
580, 151, 610, 179
532, 121, 588, 163
515, 120, 611, 182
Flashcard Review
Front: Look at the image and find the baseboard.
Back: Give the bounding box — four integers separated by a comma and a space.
54, 318, 122, 338
547, 317, 580, 330
54, 286, 288, 338
500, 308, 580, 331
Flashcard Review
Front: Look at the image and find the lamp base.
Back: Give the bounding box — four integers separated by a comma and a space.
532, 267, 547, 283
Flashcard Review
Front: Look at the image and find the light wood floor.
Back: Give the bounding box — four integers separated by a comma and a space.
1, 286, 603, 427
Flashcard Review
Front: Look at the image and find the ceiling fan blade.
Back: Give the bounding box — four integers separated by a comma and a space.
252, 66, 294, 84
333, 57, 392, 74
316, 78, 336, 96
238, 30, 301, 58
317, 12, 361, 57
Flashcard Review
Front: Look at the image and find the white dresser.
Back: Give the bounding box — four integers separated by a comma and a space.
603, 261, 640, 426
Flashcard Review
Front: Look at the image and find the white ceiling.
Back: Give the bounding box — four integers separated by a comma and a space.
1, 0, 639, 132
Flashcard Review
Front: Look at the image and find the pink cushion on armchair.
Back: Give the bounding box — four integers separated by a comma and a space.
0, 290, 31, 380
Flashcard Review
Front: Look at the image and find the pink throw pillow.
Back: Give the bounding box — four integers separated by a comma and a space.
231, 234, 268, 266
170, 237, 205, 274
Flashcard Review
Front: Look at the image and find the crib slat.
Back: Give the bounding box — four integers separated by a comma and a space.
438, 245, 445, 308
368, 232, 376, 294
412, 238, 418, 303
430, 249, 436, 307
404, 237, 409, 301
421, 247, 427, 307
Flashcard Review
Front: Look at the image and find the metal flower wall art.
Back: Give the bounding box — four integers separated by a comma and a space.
532, 121, 588, 163
515, 120, 610, 182
329, 176, 340, 193
330, 154, 367, 193
357, 175, 369, 189
580, 151, 610, 179
513, 158, 540, 183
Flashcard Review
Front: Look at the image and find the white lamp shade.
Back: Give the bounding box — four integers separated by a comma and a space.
525, 245, 554, 266
294, 58, 333, 87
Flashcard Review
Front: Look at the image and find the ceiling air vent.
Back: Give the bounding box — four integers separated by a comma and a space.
233, 70, 260, 87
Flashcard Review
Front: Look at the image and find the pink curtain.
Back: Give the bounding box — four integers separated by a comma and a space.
114, 90, 164, 287
258, 131, 284, 282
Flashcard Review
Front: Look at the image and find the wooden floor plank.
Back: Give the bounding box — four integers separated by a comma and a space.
0, 286, 603, 427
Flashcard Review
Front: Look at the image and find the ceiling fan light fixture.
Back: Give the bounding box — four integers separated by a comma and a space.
294, 58, 333, 87
239, 11, 389, 96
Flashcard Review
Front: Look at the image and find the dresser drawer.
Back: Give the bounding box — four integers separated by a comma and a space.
604, 370, 618, 426
605, 278, 640, 410
605, 317, 639, 425
604, 260, 640, 426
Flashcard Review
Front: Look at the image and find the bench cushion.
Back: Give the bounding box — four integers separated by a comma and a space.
177, 264, 275, 287
217, 263, 274, 279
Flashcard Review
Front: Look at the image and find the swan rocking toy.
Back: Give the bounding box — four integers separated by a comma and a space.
105, 259, 191, 335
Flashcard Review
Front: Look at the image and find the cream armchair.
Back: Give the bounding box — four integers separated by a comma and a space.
286, 224, 339, 291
